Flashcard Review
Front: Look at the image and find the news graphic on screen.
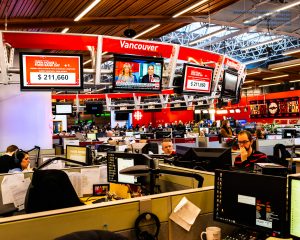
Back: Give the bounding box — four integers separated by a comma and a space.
182, 63, 214, 95
19, 52, 83, 91
113, 54, 163, 92
221, 69, 239, 98
66, 145, 88, 164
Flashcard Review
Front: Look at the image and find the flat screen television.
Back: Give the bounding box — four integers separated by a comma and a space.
221, 69, 239, 98
115, 112, 129, 121
181, 63, 214, 96
55, 103, 73, 115
20, 52, 83, 91
113, 54, 163, 92
85, 102, 103, 114
214, 170, 288, 238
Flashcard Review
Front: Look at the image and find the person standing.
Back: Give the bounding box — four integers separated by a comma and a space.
0, 145, 19, 173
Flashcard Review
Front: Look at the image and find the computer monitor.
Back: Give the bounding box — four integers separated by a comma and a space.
87, 133, 97, 140
132, 143, 148, 154
107, 152, 153, 186
282, 129, 297, 139
66, 145, 92, 165
288, 176, 300, 239
96, 144, 116, 153
140, 133, 155, 139
148, 142, 159, 154
176, 146, 232, 172
155, 131, 172, 139
214, 170, 288, 238
172, 131, 185, 138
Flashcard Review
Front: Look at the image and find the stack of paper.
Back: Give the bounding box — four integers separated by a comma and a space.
169, 196, 201, 231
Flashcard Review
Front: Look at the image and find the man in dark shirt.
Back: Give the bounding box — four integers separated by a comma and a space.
234, 130, 268, 171
0, 145, 19, 173
141, 65, 160, 83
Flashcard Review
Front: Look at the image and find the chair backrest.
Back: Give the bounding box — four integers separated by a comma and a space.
25, 169, 83, 213
272, 144, 291, 166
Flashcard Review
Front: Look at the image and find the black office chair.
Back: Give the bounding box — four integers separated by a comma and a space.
269, 144, 291, 167
25, 157, 87, 213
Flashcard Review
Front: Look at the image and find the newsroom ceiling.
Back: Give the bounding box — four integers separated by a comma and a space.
1, 0, 300, 90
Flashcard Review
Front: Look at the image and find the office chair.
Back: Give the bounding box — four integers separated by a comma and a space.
25, 157, 87, 213
270, 144, 291, 167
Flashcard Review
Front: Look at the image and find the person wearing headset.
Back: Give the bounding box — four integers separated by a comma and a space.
234, 130, 268, 171
8, 150, 31, 173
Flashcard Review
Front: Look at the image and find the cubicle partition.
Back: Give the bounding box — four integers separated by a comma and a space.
0, 165, 216, 240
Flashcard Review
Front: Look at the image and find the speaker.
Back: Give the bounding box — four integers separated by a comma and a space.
124, 29, 136, 38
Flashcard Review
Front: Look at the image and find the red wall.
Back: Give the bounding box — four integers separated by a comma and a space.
215, 90, 300, 123
132, 108, 194, 127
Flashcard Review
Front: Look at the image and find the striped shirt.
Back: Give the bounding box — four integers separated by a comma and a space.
234, 150, 268, 171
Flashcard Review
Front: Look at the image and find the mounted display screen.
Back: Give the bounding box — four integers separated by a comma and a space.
221, 69, 239, 98
55, 103, 73, 115
113, 54, 163, 92
19, 52, 83, 91
86, 102, 103, 115
182, 63, 214, 96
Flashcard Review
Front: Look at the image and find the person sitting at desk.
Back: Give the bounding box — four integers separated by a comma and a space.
220, 120, 233, 138
162, 138, 176, 155
0, 145, 19, 173
234, 130, 268, 171
8, 150, 31, 173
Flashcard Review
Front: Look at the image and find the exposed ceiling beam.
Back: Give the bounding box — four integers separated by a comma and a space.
0, 15, 206, 29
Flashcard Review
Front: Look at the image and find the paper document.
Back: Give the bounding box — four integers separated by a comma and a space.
42, 157, 65, 169
10, 178, 31, 210
1, 173, 25, 204
169, 196, 201, 231
81, 168, 101, 195
67, 172, 82, 197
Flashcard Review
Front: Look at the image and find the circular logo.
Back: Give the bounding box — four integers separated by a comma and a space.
268, 102, 278, 114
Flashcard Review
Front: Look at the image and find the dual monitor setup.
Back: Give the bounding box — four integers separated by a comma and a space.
214, 170, 300, 239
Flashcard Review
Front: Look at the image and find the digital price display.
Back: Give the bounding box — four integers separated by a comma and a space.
182, 63, 213, 96
20, 53, 83, 91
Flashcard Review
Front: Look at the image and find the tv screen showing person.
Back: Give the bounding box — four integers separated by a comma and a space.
141, 65, 161, 83
116, 62, 137, 83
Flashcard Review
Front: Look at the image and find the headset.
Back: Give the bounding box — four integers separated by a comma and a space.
13, 149, 26, 165
135, 212, 160, 240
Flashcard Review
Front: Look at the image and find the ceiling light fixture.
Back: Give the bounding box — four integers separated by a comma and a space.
289, 79, 300, 83
283, 48, 300, 56
83, 59, 92, 65
259, 83, 281, 87
189, 28, 227, 45
61, 28, 69, 33
270, 62, 300, 70
74, 0, 102, 22
244, 57, 268, 65
247, 71, 260, 76
244, 0, 300, 24
262, 74, 289, 80
172, 0, 210, 18
242, 87, 253, 90
241, 37, 283, 51
133, 24, 161, 39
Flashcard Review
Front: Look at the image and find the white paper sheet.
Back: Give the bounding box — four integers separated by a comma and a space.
10, 178, 31, 210
81, 168, 101, 195
169, 196, 201, 231
67, 172, 82, 197
1, 173, 25, 205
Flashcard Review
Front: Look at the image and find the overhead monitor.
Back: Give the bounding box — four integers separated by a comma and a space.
214, 170, 288, 238
86, 102, 103, 115
182, 63, 214, 96
113, 54, 163, 92
221, 69, 239, 99
54, 103, 73, 115
176, 146, 232, 171
107, 152, 152, 186
288, 176, 300, 239
115, 112, 129, 121
19, 52, 83, 91
66, 145, 91, 165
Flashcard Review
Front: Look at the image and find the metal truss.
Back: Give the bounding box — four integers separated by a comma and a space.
155, 23, 300, 65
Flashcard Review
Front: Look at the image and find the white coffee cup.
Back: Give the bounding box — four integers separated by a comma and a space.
200, 226, 221, 240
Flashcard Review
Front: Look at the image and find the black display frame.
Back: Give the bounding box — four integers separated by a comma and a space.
19, 52, 84, 91
221, 69, 239, 99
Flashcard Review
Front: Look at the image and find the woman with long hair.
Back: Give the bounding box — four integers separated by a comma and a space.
220, 120, 233, 138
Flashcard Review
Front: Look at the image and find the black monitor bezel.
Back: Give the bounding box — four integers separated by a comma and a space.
85, 101, 103, 115
214, 170, 288, 237
19, 52, 84, 91
181, 63, 214, 96
112, 54, 163, 93
221, 69, 239, 99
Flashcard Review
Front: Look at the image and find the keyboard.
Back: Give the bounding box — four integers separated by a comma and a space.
223, 229, 260, 240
